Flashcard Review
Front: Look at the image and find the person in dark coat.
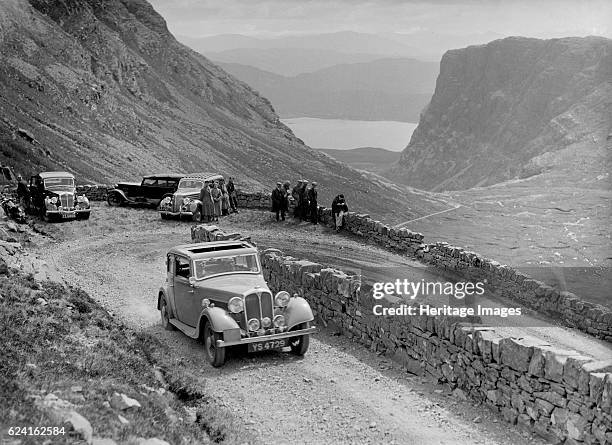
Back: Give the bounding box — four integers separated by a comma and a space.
16, 175, 30, 209
200, 182, 215, 222
307, 182, 318, 224
298, 180, 309, 220
227, 177, 238, 213
291, 180, 302, 218
331, 194, 348, 231
271, 182, 285, 221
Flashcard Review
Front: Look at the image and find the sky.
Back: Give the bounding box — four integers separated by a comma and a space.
148, 0, 611, 39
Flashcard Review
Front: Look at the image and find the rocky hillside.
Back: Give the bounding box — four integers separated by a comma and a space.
0, 0, 433, 218
386, 36, 612, 191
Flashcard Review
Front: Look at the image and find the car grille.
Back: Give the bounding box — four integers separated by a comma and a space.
244, 291, 274, 336
60, 194, 74, 209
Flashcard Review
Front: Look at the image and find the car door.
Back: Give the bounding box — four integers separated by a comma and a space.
141, 178, 158, 203
173, 256, 199, 327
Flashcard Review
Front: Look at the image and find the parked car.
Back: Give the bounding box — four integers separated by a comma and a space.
158, 173, 224, 220
157, 240, 316, 367
107, 174, 183, 208
28, 172, 91, 221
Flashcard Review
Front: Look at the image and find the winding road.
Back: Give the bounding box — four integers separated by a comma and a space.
32, 204, 598, 444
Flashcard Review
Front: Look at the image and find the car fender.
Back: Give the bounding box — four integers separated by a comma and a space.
284, 296, 314, 330
157, 286, 176, 316
188, 198, 203, 213
108, 189, 129, 202
198, 306, 240, 333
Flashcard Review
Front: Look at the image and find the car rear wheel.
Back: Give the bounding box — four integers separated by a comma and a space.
76, 212, 91, 220
107, 192, 124, 207
192, 206, 202, 222
289, 322, 310, 356
203, 322, 226, 367
160, 298, 175, 331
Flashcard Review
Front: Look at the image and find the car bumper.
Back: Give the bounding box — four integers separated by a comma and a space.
46, 209, 90, 218
216, 326, 317, 348
159, 210, 193, 217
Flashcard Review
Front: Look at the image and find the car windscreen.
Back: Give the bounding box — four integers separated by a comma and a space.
43, 177, 75, 191
194, 254, 260, 279
178, 179, 204, 190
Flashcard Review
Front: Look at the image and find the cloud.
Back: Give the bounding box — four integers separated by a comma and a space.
148, 0, 612, 38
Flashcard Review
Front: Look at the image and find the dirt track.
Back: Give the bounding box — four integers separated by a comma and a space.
31, 204, 562, 444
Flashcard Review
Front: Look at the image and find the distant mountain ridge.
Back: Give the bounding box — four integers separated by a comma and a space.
219, 58, 438, 122
386, 36, 612, 191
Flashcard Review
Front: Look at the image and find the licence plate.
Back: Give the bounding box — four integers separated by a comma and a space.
61, 212, 75, 219
248, 339, 287, 353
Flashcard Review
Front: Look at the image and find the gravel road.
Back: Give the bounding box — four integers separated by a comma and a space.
31, 204, 559, 444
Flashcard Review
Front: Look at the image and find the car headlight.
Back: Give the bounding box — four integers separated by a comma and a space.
50, 197, 58, 204
228, 297, 243, 313
274, 291, 290, 307
261, 317, 271, 328
273, 315, 286, 327
182, 197, 192, 205
247, 318, 260, 331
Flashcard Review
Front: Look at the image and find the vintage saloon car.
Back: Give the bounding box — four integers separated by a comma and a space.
158, 240, 316, 367
107, 174, 183, 208
28, 172, 91, 221
158, 173, 224, 220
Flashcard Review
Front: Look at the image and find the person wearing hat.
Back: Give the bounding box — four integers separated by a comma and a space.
291, 180, 302, 218
271, 181, 286, 221
307, 181, 318, 224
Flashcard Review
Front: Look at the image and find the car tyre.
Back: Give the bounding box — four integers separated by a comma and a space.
107, 192, 124, 207
203, 322, 226, 367
160, 213, 168, 220
160, 298, 175, 331
192, 206, 203, 222
76, 212, 91, 220
289, 322, 310, 356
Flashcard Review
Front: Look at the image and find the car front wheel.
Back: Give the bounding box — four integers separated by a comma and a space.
289, 322, 310, 356
203, 322, 226, 367
107, 192, 124, 207
160, 298, 175, 331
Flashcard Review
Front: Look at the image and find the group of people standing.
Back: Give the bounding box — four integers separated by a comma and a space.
199, 177, 238, 222
271, 180, 348, 230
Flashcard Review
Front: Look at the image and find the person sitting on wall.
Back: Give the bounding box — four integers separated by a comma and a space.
271, 182, 286, 221
331, 194, 348, 231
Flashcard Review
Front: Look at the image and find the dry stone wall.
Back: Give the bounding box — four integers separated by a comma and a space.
190, 191, 612, 339
313, 207, 612, 341
190, 223, 612, 444
76, 184, 110, 201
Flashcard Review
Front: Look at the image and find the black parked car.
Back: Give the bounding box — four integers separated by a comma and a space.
107, 174, 184, 208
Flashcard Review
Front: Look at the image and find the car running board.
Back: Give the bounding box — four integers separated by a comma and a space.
169, 318, 198, 338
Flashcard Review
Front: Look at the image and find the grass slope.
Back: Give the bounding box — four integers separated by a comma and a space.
0, 261, 250, 444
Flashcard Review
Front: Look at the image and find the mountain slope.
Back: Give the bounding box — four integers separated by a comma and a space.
386, 36, 612, 191
0, 0, 443, 219
218, 59, 437, 122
